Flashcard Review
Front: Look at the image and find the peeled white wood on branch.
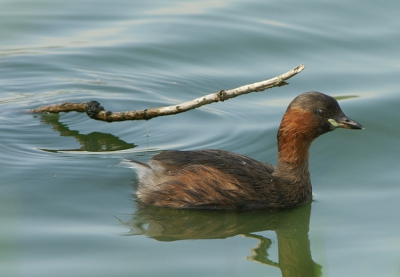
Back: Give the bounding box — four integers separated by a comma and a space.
31, 64, 305, 122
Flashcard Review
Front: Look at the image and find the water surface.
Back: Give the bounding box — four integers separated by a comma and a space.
1, 0, 400, 276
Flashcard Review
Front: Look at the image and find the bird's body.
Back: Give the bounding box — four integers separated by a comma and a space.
128, 92, 363, 210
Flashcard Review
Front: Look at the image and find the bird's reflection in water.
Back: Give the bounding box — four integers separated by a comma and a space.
123, 203, 322, 277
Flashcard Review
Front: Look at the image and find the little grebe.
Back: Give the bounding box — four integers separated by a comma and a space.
128, 91, 363, 209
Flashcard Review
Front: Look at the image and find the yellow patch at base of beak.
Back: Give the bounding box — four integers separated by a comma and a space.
328, 118, 339, 127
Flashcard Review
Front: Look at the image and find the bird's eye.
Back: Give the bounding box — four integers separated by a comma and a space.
317, 109, 327, 117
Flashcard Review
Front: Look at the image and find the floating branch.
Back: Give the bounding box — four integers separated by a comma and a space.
32, 64, 305, 122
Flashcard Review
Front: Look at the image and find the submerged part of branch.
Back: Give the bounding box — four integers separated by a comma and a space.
32, 64, 305, 122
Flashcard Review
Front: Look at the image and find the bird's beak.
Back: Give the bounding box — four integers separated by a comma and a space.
329, 115, 364, 130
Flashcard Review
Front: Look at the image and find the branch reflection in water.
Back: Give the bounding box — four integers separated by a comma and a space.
122, 203, 322, 277
36, 113, 137, 153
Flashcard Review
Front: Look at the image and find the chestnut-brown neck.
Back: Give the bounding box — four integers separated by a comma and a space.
269, 108, 319, 206
275, 108, 319, 181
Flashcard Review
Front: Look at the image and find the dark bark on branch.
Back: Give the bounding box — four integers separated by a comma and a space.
31, 64, 305, 122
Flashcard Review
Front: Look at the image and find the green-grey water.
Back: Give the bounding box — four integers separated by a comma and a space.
1, 0, 400, 276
